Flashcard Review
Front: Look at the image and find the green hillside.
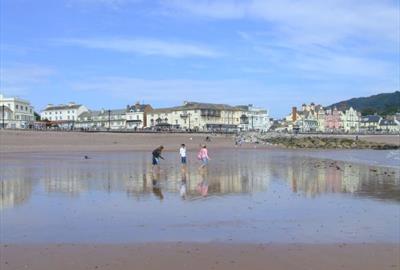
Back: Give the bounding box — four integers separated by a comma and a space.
327, 91, 400, 116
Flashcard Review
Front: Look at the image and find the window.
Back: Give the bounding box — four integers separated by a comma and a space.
56, 111, 58, 114
16, 105, 19, 109
136, 115, 139, 120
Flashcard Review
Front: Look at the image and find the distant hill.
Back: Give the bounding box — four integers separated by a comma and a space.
326, 91, 400, 116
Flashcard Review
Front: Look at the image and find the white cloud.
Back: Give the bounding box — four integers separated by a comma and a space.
69, 76, 394, 117
66, 0, 142, 9
0, 64, 55, 95
251, 42, 397, 79
163, 0, 399, 45
70, 76, 270, 105
56, 37, 221, 58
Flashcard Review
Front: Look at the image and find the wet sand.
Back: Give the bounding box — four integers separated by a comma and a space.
1, 243, 398, 270
1, 131, 399, 269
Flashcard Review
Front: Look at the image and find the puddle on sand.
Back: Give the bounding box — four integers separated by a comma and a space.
0, 149, 399, 244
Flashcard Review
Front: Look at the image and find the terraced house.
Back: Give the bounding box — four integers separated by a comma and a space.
146, 101, 270, 132
76, 109, 126, 130
285, 103, 325, 132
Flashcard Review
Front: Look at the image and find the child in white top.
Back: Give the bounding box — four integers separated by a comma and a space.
179, 144, 187, 164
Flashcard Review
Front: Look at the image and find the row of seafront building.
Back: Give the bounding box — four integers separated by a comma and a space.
38, 100, 272, 132
1, 93, 399, 134
277, 102, 400, 133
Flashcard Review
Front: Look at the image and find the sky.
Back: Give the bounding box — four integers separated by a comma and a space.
0, 0, 399, 117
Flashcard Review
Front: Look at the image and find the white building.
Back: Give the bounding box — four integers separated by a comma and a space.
341, 107, 360, 133
379, 119, 400, 133
0, 94, 35, 129
359, 115, 382, 132
238, 105, 271, 132
40, 102, 88, 129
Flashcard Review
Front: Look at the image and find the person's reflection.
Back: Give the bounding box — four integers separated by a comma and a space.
180, 172, 187, 200
152, 171, 163, 200
197, 168, 208, 197
291, 175, 297, 193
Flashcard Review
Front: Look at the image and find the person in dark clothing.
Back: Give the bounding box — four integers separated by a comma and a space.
152, 146, 164, 170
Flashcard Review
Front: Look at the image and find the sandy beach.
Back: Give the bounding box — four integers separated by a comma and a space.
0, 130, 247, 153
0, 130, 398, 153
1, 243, 398, 270
1, 130, 399, 270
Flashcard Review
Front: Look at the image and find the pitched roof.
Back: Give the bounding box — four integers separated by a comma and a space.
128, 104, 152, 112
361, 115, 381, 123
79, 109, 126, 118
380, 119, 397, 126
43, 104, 82, 111
150, 101, 246, 113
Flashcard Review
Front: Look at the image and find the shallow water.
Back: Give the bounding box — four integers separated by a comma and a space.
1, 149, 399, 244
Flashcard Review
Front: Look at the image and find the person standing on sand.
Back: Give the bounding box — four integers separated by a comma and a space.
198, 145, 210, 170
152, 146, 164, 171
179, 144, 187, 166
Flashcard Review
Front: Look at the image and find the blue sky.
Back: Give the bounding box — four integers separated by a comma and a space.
1, 0, 399, 117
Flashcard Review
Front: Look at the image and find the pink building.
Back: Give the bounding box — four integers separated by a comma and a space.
325, 107, 342, 132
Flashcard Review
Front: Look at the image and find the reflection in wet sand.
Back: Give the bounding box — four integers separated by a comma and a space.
0, 164, 36, 209
0, 150, 399, 244
1, 151, 399, 209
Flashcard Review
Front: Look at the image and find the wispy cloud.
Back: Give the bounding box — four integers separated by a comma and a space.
66, 0, 142, 9
71, 76, 263, 104
55, 37, 221, 58
69, 75, 393, 117
250, 40, 398, 79
163, 0, 399, 46
0, 64, 55, 95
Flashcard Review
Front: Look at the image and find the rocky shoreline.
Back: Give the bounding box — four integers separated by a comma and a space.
245, 134, 400, 150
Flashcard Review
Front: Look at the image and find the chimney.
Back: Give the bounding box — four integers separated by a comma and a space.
292, 107, 297, 122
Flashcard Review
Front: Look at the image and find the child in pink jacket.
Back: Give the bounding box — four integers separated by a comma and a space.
198, 145, 210, 169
